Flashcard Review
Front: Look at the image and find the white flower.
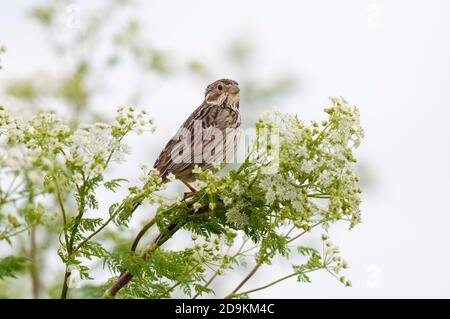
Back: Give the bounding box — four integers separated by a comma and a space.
73, 173, 83, 185
194, 181, 205, 190
28, 171, 41, 184
265, 191, 276, 205
149, 168, 159, 176
259, 175, 298, 205
292, 199, 303, 212
193, 202, 202, 212
225, 204, 249, 227
295, 145, 307, 157
300, 160, 314, 173
192, 165, 202, 174
42, 157, 53, 169
232, 184, 242, 195
317, 170, 333, 188
223, 196, 233, 206
93, 164, 104, 175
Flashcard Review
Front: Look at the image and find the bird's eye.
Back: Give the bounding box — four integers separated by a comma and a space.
218, 84, 223, 91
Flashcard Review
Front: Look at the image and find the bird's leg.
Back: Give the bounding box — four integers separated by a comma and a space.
181, 180, 197, 198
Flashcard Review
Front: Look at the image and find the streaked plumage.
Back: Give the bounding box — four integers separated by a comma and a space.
154, 79, 241, 182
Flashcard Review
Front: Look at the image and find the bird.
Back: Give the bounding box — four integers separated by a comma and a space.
154, 78, 241, 192
132, 78, 241, 211
115, 79, 241, 288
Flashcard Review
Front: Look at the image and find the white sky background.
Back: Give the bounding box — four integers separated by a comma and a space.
1, 0, 450, 298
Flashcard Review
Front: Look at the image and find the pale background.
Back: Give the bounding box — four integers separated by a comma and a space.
1, 0, 449, 298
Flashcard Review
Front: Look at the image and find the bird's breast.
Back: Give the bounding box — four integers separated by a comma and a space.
216, 107, 241, 129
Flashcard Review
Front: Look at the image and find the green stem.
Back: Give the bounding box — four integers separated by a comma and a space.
26, 177, 41, 299
54, 178, 69, 247
60, 185, 85, 299
71, 134, 127, 253
193, 238, 249, 299
67, 186, 85, 253
103, 221, 183, 298
60, 265, 70, 299
72, 213, 115, 253
224, 220, 325, 298
0, 225, 32, 240
224, 261, 263, 299
234, 269, 318, 297
286, 221, 324, 245
130, 217, 156, 252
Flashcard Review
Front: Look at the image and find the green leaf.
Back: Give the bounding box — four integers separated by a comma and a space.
79, 241, 108, 260
193, 284, 215, 297
77, 218, 103, 233
297, 246, 319, 256
104, 178, 128, 192
0, 256, 28, 280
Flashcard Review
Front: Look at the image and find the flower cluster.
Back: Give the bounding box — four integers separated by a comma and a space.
257, 96, 364, 228
65, 106, 155, 183
183, 97, 363, 244
292, 233, 351, 288
0, 105, 154, 243
2, 97, 363, 299
1, 105, 154, 182
319, 233, 351, 286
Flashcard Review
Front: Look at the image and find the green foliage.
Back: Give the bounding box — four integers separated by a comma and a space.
6, 79, 38, 101
103, 97, 362, 299
1, 97, 363, 298
104, 178, 128, 192
3, 0, 177, 125
0, 0, 362, 298
0, 103, 155, 296
0, 256, 28, 280
59, 62, 89, 109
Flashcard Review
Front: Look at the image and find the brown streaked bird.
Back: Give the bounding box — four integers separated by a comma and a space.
131, 79, 241, 212
154, 78, 241, 192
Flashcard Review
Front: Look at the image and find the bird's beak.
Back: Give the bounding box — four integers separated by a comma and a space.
228, 86, 240, 95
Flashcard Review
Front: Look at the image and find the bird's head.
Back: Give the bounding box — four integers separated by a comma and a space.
205, 79, 240, 108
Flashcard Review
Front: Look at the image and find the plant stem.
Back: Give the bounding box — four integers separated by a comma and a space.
67, 185, 86, 254
193, 238, 248, 299
234, 272, 297, 297
224, 261, 263, 299
224, 220, 325, 298
60, 185, 85, 299
235, 269, 318, 297
192, 272, 218, 299
1, 225, 32, 239
60, 265, 70, 299
103, 221, 184, 298
29, 226, 41, 298
54, 178, 69, 247
130, 217, 156, 252
72, 213, 115, 253
59, 132, 139, 299
25, 178, 41, 299
286, 221, 324, 244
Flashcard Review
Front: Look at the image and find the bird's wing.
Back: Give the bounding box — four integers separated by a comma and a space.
153, 101, 215, 178
154, 101, 241, 179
